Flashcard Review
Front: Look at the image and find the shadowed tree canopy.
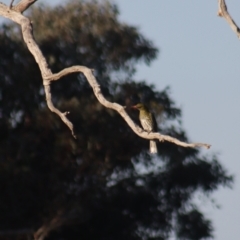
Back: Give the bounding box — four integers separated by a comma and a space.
0, 1, 233, 240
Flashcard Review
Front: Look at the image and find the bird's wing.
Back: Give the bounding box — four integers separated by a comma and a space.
150, 112, 158, 132
140, 118, 152, 131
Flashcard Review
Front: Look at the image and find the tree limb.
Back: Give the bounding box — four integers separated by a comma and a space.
0, 2, 76, 138
47, 66, 211, 149
34, 216, 64, 240
12, 0, 37, 13
218, 0, 240, 38
0, 2, 211, 149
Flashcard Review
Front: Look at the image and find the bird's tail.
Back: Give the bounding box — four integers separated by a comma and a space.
150, 140, 158, 154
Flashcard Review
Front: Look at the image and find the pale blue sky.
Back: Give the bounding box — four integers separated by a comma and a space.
1, 0, 240, 239
115, 2, 240, 240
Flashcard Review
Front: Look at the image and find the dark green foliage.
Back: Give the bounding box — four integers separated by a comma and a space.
177, 210, 213, 240
0, 1, 232, 240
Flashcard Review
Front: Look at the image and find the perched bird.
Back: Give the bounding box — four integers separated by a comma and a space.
132, 103, 158, 154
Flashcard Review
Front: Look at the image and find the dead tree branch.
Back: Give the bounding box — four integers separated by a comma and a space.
12, 0, 37, 13
48, 66, 211, 149
218, 0, 240, 38
34, 216, 64, 240
0, 1, 76, 138
0, 1, 211, 149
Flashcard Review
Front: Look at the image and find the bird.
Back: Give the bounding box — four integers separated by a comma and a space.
132, 103, 158, 154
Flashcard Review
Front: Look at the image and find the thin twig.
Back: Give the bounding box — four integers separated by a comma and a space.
9, 0, 14, 9
218, 0, 240, 38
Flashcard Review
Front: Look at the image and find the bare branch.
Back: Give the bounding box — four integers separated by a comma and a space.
48, 66, 211, 149
0, 3, 76, 138
34, 216, 64, 240
12, 0, 37, 13
218, 0, 240, 38
0, 3, 211, 149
